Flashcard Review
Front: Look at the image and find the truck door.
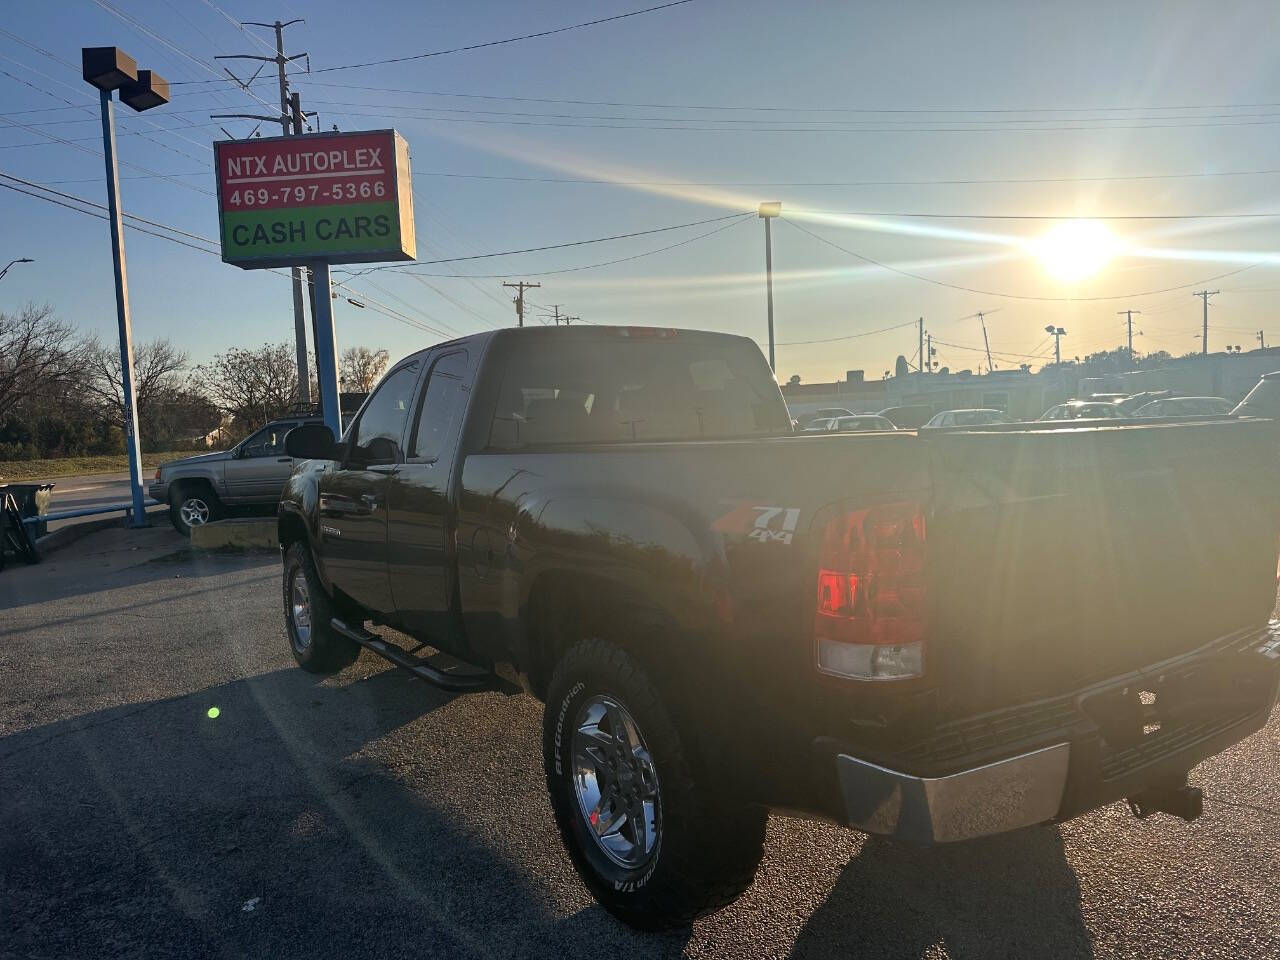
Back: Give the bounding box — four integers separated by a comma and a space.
223, 422, 298, 500
316, 360, 421, 613
386, 349, 470, 639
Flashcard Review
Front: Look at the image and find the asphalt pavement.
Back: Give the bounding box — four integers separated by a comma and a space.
2, 527, 1279, 959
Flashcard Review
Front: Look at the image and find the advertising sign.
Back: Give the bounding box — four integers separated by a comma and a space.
213, 129, 415, 269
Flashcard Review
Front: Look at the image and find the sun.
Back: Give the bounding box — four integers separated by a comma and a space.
1031, 220, 1119, 283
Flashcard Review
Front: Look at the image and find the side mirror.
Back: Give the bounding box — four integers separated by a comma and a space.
285, 423, 337, 460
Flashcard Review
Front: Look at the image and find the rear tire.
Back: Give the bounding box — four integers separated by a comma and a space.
543, 638, 766, 930
169, 484, 222, 537
282, 542, 360, 673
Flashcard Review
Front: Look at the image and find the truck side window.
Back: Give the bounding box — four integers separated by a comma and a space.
409, 351, 468, 462
347, 361, 420, 466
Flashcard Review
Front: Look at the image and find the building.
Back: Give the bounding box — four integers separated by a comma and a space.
781, 348, 1280, 423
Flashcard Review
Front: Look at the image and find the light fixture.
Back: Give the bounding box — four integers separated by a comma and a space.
81, 47, 138, 92
119, 70, 170, 112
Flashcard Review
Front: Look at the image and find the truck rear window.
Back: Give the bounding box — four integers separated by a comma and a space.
486, 336, 789, 447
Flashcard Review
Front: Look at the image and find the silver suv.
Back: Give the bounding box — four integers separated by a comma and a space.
150, 418, 314, 536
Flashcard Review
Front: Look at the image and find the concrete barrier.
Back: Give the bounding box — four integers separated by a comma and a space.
190, 517, 278, 551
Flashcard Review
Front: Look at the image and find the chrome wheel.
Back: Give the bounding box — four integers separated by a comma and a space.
290, 568, 312, 650
571, 695, 661, 869
179, 497, 211, 527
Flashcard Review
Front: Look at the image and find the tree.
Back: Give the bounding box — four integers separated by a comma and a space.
86, 337, 188, 426
195, 342, 301, 438
0, 304, 92, 414
894, 354, 911, 379
339, 346, 390, 392
787, 374, 801, 386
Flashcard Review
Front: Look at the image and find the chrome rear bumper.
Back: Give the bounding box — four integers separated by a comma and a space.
836, 742, 1070, 844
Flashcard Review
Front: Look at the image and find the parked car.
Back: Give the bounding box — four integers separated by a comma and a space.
279, 325, 1280, 930
876, 404, 934, 429
1231, 371, 1280, 418
1135, 396, 1232, 418
827, 414, 897, 433
801, 417, 836, 432
1039, 400, 1123, 421
804, 407, 853, 425
923, 408, 1009, 428
152, 416, 323, 536
1113, 390, 1177, 414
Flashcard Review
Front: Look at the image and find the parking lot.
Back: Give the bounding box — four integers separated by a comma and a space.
2, 527, 1278, 959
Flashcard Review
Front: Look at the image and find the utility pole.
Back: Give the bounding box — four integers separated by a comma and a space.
1118, 309, 1141, 366
1044, 324, 1067, 366
547, 304, 564, 326
978, 311, 994, 373
758, 202, 781, 373
926, 332, 934, 372
561, 315, 579, 326
1259, 329, 1266, 350
917, 317, 925, 373
502, 281, 540, 327
1193, 289, 1218, 354
214, 21, 313, 405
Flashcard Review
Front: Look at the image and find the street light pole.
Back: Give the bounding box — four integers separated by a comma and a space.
97, 87, 147, 527
758, 202, 781, 372
83, 47, 169, 528
0, 258, 33, 282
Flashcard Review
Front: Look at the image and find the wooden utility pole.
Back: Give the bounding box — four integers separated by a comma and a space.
214, 21, 312, 403
1118, 309, 1141, 365
1193, 290, 1218, 354
502, 281, 540, 327
917, 317, 925, 373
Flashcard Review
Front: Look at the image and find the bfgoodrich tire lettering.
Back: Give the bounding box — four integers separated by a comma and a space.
543, 638, 766, 930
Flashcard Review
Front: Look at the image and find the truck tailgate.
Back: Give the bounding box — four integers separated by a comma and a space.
925, 419, 1280, 712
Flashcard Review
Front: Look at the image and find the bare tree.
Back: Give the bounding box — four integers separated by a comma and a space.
339, 345, 391, 392
86, 337, 190, 427
194, 342, 300, 436
0, 304, 91, 413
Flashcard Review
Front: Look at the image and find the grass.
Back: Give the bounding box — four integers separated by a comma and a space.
0, 451, 208, 482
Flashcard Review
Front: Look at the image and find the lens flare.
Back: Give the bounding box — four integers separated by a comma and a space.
1031, 220, 1120, 283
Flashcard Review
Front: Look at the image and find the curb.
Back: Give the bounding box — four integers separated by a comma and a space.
34, 506, 168, 557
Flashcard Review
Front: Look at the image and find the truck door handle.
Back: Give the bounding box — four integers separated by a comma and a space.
320, 494, 363, 517
277, 457, 292, 463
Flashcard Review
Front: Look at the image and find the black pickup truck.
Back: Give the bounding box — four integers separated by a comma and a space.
280, 325, 1280, 929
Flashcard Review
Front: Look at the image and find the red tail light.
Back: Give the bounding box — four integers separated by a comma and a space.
814, 500, 927, 680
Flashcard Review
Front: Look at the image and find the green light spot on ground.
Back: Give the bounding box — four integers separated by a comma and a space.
207, 706, 220, 719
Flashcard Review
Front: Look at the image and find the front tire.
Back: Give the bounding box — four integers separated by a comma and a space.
282, 542, 360, 673
543, 639, 766, 930
168, 484, 222, 537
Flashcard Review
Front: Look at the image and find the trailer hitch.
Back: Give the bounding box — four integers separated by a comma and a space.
1126, 780, 1203, 822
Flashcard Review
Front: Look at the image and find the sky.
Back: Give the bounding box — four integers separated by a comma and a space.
2, 0, 1280, 384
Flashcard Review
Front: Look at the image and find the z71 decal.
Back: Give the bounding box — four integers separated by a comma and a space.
712, 501, 801, 545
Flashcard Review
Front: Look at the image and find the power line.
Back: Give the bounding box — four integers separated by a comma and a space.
300, 96, 1280, 128
268, 102, 1280, 134
287, 78, 1280, 116
399, 214, 753, 278
313, 1, 696, 73
400, 167, 1280, 188
776, 320, 917, 346
792, 208, 1280, 221
349, 213, 748, 272
782, 217, 1261, 302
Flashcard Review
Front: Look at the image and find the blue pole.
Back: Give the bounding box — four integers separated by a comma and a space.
311, 261, 342, 437
99, 88, 147, 527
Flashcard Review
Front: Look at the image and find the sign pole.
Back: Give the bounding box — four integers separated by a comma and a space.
311, 261, 341, 437
99, 88, 148, 527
